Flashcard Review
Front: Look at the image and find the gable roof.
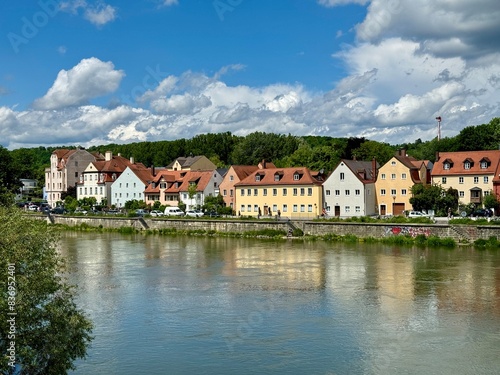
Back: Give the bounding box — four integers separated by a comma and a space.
340, 159, 379, 184
432, 150, 500, 176
144, 170, 218, 194
235, 167, 324, 187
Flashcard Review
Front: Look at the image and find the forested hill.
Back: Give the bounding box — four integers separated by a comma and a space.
3, 117, 500, 184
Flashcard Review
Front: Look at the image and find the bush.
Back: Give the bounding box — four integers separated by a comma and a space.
292, 228, 304, 237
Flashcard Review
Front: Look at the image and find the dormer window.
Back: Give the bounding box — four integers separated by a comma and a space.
293, 173, 300, 181
481, 161, 488, 169
112, 173, 116, 180
255, 175, 261, 181
464, 162, 471, 170
480, 158, 490, 169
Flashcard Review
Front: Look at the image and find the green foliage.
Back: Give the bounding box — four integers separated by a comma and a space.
292, 228, 304, 237
0, 207, 93, 374
410, 184, 458, 213
483, 192, 500, 213
351, 140, 395, 166
124, 199, 147, 210
202, 194, 225, 213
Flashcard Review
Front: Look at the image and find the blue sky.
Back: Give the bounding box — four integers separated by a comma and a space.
1, 0, 499, 149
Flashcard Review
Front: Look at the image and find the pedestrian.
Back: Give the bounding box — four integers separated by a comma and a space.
447, 207, 451, 219
277, 209, 281, 219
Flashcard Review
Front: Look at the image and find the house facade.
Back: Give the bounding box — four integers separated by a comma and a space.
323, 159, 378, 217
110, 165, 155, 208
144, 170, 223, 209
219, 161, 276, 211
431, 150, 500, 206
76, 151, 143, 206
45, 148, 102, 207
234, 167, 325, 219
375, 150, 431, 216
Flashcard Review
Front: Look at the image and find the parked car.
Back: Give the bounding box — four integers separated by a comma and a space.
106, 209, 119, 215
205, 210, 220, 218
164, 207, 185, 216
185, 209, 204, 217
50, 206, 66, 214
74, 208, 88, 215
134, 209, 149, 217
150, 210, 164, 217
407, 211, 431, 218
471, 208, 492, 217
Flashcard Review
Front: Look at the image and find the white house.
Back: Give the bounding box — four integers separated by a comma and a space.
111, 165, 155, 208
323, 159, 378, 217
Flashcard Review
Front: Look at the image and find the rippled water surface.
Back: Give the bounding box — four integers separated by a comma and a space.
62, 233, 500, 375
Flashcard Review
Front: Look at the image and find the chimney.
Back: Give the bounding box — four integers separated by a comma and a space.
372, 158, 377, 182
353, 155, 357, 161
262, 159, 266, 169
105, 151, 112, 161
130, 156, 135, 164
435, 151, 440, 162
151, 165, 155, 176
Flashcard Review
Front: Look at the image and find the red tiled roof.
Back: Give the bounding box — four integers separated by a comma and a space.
235, 167, 324, 186
432, 150, 500, 177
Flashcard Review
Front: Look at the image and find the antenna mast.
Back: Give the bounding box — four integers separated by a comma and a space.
436, 116, 442, 141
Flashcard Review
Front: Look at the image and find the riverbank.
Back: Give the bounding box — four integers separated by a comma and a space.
29, 214, 500, 248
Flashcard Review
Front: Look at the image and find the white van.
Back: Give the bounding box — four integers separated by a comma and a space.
164, 207, 185, 216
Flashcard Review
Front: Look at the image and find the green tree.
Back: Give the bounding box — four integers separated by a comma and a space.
0, 146, 21, 206
410, 184, 458, 215
187, 184, 198, 209
0, 207, 93, 374
483, 191, 500, 214
352, 140, 395, 166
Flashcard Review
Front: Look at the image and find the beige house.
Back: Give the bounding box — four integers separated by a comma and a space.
219, 161, 276, 211
375, 150, 431, 216
235, 166, 326, 219
432, 150, 500, 206
45, 148, 102, 207
166, 155, 216, 171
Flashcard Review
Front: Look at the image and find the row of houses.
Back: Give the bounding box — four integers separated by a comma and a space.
45, 147, 500, 218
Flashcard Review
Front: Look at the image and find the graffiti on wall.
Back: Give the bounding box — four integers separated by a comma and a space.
385, 226, 431, 238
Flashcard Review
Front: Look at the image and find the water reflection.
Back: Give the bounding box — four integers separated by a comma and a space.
61, 233, 500, 375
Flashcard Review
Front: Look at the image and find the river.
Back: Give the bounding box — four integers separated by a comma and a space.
61, 232, 500, 375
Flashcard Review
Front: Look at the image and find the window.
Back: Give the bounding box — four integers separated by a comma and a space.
247, 189, 251, 196
300, 188, 305, 196
444, 163, 450, 170
283, 204, 288, 212
459, 191, 464, 198
308, 188, 312, 196
283, 188, 287, 196
484, 191, 490, 196
84, 187, 87, 195
326, 206, 331, 212
464, 162, 471, 170
381, 173, 386, 180
483, 177, 488, 183
79, 187, 83, 195
345, 190, 350, 196
263, 189, 267, 196
442, 177, 447, 184
355, 189, 360, 196
293, 205, 298, 212
230, 189, 233, 197
326, 190, 331, 196
474, 177, 479, 184
293, 174, 300, 181
241, 205, 245, 212
401, 173, 407, 179
381, 189, 386, 196
345, 206, 350, 213
273, 188, 277, 196
308, 204, 312, 212
274, 174, 280, 181
340, 172, 345, 181
100, 187, 103, 195
223, 189, 227, 196
273, 204, 278, 212
75, 172, 78, 178
255, 175, 261, 181
391, 173, 396, 180
229, 175, 234, 181
293, 188, 298, 196
355, 206, 360, 213
391, 189, 397, 196
391, 161, 396, 166
241, 189, 245, 196
300, 205, 305, 212
247, 205, 251, 212
401, 189, 407, 196
90, 175, 93, 181
335, 190, 340, 196
254, 189, 258, 196
480, 161, 488, 169
254, 205, 259, 212
459, 177, 464, 184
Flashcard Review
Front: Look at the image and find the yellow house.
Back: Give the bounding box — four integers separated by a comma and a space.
375, 150, 431, 215
234, 167, 325, 219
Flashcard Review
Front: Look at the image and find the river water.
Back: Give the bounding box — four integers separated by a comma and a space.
61, 232, 500, 375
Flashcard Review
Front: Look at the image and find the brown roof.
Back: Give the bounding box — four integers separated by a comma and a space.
129, 164, 155, 185
341, 159, 379, 183
235, 167, 324, 187
144, 170, 216, 193
432, 150, 500, 178
231, 165, 259, 180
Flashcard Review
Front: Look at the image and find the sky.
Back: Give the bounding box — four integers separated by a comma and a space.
1, 0, 499, 150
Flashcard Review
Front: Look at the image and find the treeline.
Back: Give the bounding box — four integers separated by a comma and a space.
3, 117, 500, 192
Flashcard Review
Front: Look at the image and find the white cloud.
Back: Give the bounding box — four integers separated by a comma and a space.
160, 0, 179, 6
317, 0, 369, 6
33, 57, 125, 110
60, 1, 117, 26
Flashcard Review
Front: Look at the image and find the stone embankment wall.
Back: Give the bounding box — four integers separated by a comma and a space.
37, 215, 500, 241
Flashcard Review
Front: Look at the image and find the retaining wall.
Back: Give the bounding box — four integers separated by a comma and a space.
37, 215, 500, 241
